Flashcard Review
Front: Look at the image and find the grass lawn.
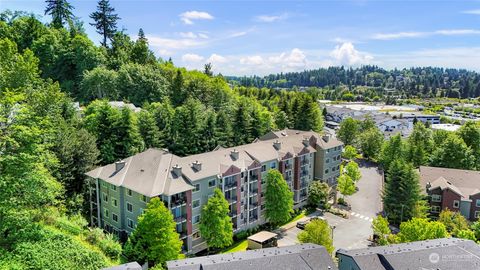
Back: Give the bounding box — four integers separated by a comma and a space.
221, 239, 248, 253
288, 210, 306, 224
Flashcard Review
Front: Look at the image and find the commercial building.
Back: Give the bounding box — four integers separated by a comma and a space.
167, 244, 337, 270
420, 166, 480, 221
86, 129, 343, 254
336, 238, 480, 270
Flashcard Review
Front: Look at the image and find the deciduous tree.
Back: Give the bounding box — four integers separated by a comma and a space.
264, 169, 294, 225
199, 188, 233, 249
307, 181, 329, 208
298, 219, 334, 254
337, 118, 360, 146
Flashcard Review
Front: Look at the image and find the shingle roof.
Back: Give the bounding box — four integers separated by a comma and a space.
86, 130, 343, 197
336, 238, 480, 270
419, 166, 480, 198
102, 262, 142, 270
166, 244, 337, 270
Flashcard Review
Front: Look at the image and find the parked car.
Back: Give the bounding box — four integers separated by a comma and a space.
296, 216, 325, 230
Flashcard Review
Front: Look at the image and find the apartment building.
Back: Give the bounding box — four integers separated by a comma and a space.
86, 129, 343, 254
419, 166, 480, 221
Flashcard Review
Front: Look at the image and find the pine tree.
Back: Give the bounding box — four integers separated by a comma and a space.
407, 122, 433, 167
199, 188, 233, 249
114, 107, 144, 158
131, 28, 155, 64
233, 100, 252, 145
90, 0, 120, 47
264, 169, 294, 225
215, 109, 234, 148
383, 160, 423, 224
137, 110, 160, 149
44, 0, 74, 28
379, 134, 406, 172
123, 198, 182, 267
170, 69, 186, 107
204, 63, 213, 77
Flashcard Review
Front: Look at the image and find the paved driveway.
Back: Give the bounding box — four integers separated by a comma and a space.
277, 162, 383, 251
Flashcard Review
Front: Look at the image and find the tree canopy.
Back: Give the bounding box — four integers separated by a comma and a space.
264, 169, 294, 225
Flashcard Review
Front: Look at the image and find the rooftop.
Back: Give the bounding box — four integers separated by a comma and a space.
419, 166, 480, 199
167, 244, 337, 270
337, 238, 480, 270
247, 231, 277, 243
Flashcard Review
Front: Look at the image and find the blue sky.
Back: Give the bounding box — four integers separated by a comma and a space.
2, 0, 480, 75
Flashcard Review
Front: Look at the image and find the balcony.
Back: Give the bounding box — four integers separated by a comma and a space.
285, 163, 292, 170
301, 170, 309, 177
228, 211, 237, 218
224, 181, 237, 190
170, 194, 187, 208
174, 214, 187, 223
249, 186, 258, 194
250, 174, 259, 181
249, 214, 258, 222
301, 159, 310, 166
226, 196, 237, 204
249, 201, 258, 208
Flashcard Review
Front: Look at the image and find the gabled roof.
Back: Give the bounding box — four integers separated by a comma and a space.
167, 244, 337, 270
419, 166, 480, 199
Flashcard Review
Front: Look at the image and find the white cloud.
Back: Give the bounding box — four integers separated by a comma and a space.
179, 11, 214, 25
372, 29, 480, 40
240, 55, 264, 65
179, 32, 198, 39
181, 53, 204, 63
330, 42, 373, 66
462, 9, 480, 15
207, 54, 228, 63
255, 13, 289, 23
268, 48, 307, 68
147, 35, 207, 50
198, 33, 209, 39
229, 31, 248, 38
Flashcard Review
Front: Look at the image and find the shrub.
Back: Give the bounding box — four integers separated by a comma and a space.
86, 228, 105, 245
98, 234, 122, 260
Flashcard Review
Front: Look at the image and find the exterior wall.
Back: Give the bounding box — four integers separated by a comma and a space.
314, 145, 342, 186
441, 189, 461, 212
337, 254, 361, 270
469, 194, 480, 221
428, 188, 443, 217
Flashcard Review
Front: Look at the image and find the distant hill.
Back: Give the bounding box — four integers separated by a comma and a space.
228, 66, 480, 99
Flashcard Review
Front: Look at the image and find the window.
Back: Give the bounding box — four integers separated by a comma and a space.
431, 206, 441, 213
112, 198, 118, 207
326, 158, 330, 163
141, 195, 147, 203
127, 218, 134, 229
208, 179, 216, 188
261, 165, 266, 172
194, 184, 200, 192
193, 215, 200, 224
111, 184, 116, 191
431, 194, 442, 202
336, 165, 340, 170
127, 189, 132, 196
104, 208, 109, 218
270, 162, 276, 169
193, 199, 200, 209
112, 213, 118, 222
102, 182, 108, 188
325, 169, 329, 174
337, 155, 341, 160
102, 193, 108, 202
126, 202, 133, 213
453, 200, 460, 208
476, 199, 480, 207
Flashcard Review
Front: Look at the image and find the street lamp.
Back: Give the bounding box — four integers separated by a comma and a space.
330, 225, 336, 241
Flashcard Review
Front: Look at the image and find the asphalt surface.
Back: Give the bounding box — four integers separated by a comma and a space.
277, 163, 383, 251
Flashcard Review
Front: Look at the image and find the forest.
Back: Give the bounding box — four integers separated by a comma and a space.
0, 2, 323, 269
229, 66, 480, 100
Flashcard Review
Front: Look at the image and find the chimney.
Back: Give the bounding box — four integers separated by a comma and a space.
192, 160, 202, 171
322, 135, 330, 143
273, 140, 281, 150
426, 182, 431, 190
302, 138, 310, 147
115, 161, 126, 171
231, 149, 239, 160
172, 164, 182, 177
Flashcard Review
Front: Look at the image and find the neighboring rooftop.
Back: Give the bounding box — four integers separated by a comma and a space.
247, 231, 277, 243
86, 129, 343, 197
431, 123, 462, 132
102, 262, 142, 270
167, 244, 337, 270
419, 166, 480, 199
108, 101, 141, 113
336, 238, 480, 270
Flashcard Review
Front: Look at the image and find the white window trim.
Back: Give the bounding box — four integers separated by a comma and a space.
193, 199, 200, 209
193, 184, 201, 193
431, 206, 441, 213
112, 213, 118, 223
431, 194, 442, 202
127, 189, 132, 197
127, 218, 134, 229
475, 211, 480, 218
193, 215, 200, 224
111, 184, 116, 191
112, 198, 118, 207
453, 200, 460, 208
476, 199, 480, 208
126, 202, 133, 213
208, 179, 216, 188
102, 192, 108, 202
104, 208, 109, 218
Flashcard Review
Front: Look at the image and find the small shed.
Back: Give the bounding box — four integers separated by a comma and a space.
247, 231, 278, 250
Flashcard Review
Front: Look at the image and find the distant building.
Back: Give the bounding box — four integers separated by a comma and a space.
108, 101, 141, 113
420, 166, 480, 221
336, 238, 480, 270
431, 123, 462, 132
397, 113, 440, 125
167, 244, 337, 270
86, 129, 343, 254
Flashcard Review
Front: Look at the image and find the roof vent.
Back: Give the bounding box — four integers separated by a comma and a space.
192, 160, 202, 172
115, 160, 126, 172
322, 135, 330, 143
172, 164, 182, 177
273, 140, 281, 150
231, 149, 239, 160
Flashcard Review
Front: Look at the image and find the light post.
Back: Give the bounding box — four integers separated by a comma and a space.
330, 225, 336, 241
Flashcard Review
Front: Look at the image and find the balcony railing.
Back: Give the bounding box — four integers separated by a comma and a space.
174, 214, 187, 223
250, 174, 259, 181
301, 170, 309, 177
249, 201, 258, 208
226, 197, 237, 204
285, 163, 292, 170
249, 187, 258, 194
225, 181, 237, 189
301, 159, 310, 166
249, 215, 258, 222
171, 198, 186, 208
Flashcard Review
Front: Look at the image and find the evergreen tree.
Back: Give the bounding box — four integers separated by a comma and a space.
274, 110, 291, 129
170, 69, 187, 107
199, 188, 234, 249
383, 160, 423, 224
215, 109, 234, 148
44, 0, 74, 28
170, 99, 204, 155
233, 100, 253, 145
430, 133, 475, 170
457, 121, 480, 169
407, 122, 433, 167
264, 169, 294, 225
204, 62, 213, 76
114, 107, 144, 158
379, 134, 406, 172
131, 28, 155, 64
123, 198, 182, 267
137, 110, 161, 149
199, 109, 218, 152
90, 0, 120, 47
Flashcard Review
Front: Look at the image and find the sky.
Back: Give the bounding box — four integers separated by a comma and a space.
2, 0, 480, 76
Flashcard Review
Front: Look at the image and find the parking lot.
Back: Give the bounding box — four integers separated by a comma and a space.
277, 163, 383, 251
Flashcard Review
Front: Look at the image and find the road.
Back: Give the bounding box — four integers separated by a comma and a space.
277, 163, 383, 251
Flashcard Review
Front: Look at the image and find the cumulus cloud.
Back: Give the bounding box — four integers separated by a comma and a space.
330, 42, 373, 66
179, 11, 214, 25
462, 9, 480, 15
147, 35, 207, 50
255, 13, 289, 23
240, 55, 264, 65
207, 54, 227, 63
268, 48, 307, 68
181, 53, 204, 63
